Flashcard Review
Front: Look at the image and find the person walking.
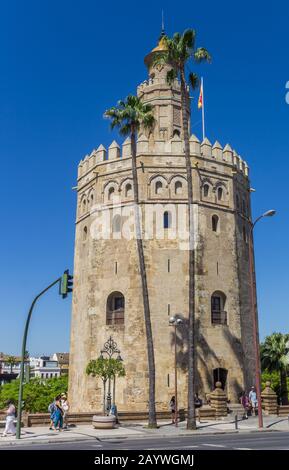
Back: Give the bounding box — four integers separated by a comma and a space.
48, 398, 57, 430
53, 395, 64, 431
169, 396, 176, 424
249, 386, 258, 416
60, 393, 69, 429
1, 401, 16, 437
240, 391, 250, 419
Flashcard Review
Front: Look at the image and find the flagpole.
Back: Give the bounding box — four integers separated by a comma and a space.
201, 77, 205, 140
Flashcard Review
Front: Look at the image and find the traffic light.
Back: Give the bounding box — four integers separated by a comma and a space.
60, 269, 73, 298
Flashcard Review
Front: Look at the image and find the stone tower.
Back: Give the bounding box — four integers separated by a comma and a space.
68, 36, 255, 413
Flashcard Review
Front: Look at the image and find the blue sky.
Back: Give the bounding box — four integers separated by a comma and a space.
0, 0, 288, 356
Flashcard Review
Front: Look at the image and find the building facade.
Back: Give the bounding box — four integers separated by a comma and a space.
68, 36, 255, 413
29, 356, 61, 379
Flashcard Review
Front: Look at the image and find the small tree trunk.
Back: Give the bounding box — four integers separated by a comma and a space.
280, 369, 288, 405
131, 129, 157, 428
180, 66, 196, 430
103, 380, 106, 415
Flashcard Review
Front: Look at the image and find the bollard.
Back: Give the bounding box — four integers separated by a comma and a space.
235, 414, 238, 430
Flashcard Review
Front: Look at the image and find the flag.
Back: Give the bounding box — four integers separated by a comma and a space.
198, 82, 203, 109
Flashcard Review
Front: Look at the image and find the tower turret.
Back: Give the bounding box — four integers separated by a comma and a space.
137, 35, 189, 143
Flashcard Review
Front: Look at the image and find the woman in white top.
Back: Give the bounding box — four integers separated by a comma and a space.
2, 401, 16, 437
60, 394, 69, 429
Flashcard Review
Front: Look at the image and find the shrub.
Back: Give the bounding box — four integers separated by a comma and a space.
0, 375, 68, 413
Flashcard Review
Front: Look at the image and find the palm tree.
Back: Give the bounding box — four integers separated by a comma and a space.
6, 355, 17, 373
104, 95, 157, 427
153, 29, 211, 429
261, 332, 289, 405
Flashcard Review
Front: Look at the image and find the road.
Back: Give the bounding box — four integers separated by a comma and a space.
1, 431, 289, 450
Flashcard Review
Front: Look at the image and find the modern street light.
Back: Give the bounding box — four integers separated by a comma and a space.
100, 336, 122, 412
169, 316, 183, 427
248, 209, 276, 428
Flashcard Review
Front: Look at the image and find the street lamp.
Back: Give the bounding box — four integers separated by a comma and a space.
169, 316, 183, 427
248, 209, 276, 428
100, 336, 122, 412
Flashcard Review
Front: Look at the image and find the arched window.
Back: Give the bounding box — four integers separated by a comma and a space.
243, 226, 248, 243
212, 215, 219, 232
82, 198, 87, 213
112, 214, 121, 233
211, 291, 227, 325
108, 187, 115, 201
83, 226, 88, 241
236, 194, 240, 210
242, 199, 247, 215
173, 129, 180, 138
164, 211, 171, 229
155, 181, 163, 195
203, 184, 209, 197
90, 193, 94, 203
106, 292, 125, 325
125, 183, 132, 197
175, 181, 182, 195
217, 187, 223, 201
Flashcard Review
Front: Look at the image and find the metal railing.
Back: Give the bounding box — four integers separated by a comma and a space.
211, 310, 227, 325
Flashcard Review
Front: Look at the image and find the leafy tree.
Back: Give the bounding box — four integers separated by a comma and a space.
104, 95, 157, 427
153, 29, 211, 430
261, 332, 289, 404
86, 357, 125, 415
261, 370, 289, 403
0, 375, 68, 412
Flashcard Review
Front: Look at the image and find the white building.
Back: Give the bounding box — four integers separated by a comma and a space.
29, 356, 61, 379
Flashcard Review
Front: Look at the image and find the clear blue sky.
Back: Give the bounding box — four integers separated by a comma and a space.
0, 0, 288, 356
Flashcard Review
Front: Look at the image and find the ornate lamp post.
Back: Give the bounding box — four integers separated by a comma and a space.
169, 316, 183, 427
248, 209, 276, 428
99, 336, 122, 413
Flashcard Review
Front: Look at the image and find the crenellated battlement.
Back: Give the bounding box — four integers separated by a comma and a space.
77, 134, 249, 180
137, 77, 182, 94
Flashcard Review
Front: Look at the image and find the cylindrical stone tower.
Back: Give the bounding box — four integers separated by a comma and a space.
68, 36, 255, 413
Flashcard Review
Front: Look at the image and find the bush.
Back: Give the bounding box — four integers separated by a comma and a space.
0, 375, 68, 413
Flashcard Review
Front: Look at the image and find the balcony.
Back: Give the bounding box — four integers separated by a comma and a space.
211, 310, 227, 325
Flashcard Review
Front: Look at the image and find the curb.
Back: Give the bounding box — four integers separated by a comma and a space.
0, 427, 284, 447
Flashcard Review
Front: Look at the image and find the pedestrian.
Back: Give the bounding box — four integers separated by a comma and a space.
169, 395, 176, 424
1, 400, 16, 437
60, 393, 69, 429
194, 393, 203, 409
53, 395, 64, 431
48, 398, 57, 430
249, 386, 258, 416
240, 391, 249, 419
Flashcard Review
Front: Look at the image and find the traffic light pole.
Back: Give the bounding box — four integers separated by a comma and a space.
16, 276, 62, 439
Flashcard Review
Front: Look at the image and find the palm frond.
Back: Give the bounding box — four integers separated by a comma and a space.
194, 47, 212, 63
188, 72, 199, 90
182, 29, 196, 49
166, 68, 177, 85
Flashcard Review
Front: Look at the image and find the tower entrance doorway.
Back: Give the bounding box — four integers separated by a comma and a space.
213, 368, 228, 391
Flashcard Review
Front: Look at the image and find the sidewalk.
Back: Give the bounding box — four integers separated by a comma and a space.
0, 415, 288, 447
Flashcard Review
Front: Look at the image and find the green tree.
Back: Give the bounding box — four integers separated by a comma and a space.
261, 332, 289, 405
104, 95, 157, 427
0, 375, 68, 412
86, 357, 125, 415
153, 29, 211, 429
